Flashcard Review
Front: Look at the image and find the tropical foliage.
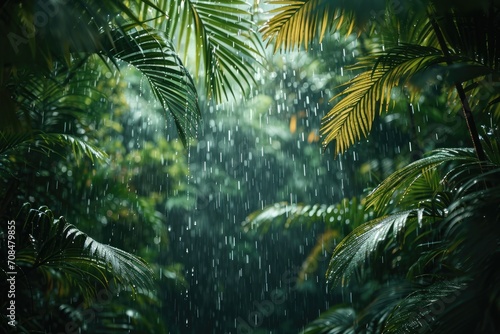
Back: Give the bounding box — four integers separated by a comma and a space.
1, 0, 262, 332
3, 0, 500, 333
243, 0, 500, 333
261, 0, 500, 155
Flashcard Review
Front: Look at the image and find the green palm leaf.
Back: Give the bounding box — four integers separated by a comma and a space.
304, 282, 413, 334
0, 0, 164, 69
1, 67, 109, 178
301, 305, 357, 334
17, 206, 155, 301
433, 3, 500, 71
164, 0, 263, 101
243, 197, 370, 233
326, 210, 421, 287
107, 24, 200, 145
365, 148, 478, 214
383, 280, 470, 333
0, 131, 108, 174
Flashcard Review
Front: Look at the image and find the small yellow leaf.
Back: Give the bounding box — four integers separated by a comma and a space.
290, 115, 297, 133
307, 130, 319, 143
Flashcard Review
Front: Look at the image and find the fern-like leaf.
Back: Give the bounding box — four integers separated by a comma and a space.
301, 305, 357, 334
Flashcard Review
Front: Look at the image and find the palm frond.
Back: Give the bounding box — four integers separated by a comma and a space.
2, 61, 113, 142
461, 72, 500, 119
444, 167, 500, 262
482, 128, 500, 164
0, 131, 108, 170
321, 45, 446, 153
384, 280, 470, 334
325, 210, 430, 287
165, 0, 263, 101
301, 305, 357, 334
298, 229, 338, 283
46, 133, 108, 164
17, 206, 155, 301
432, 3, 500, 71
261, 0, 351, 53
380, 2, 437, 48
243, 197, 370, 233
0, 65, 109, 179
260, 0, 396, 53
243, 198, 371, 282
106, 24, 200, 145
365, 148, 477, 214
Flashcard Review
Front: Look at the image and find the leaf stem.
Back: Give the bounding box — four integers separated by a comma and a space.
428, 12, 487, 162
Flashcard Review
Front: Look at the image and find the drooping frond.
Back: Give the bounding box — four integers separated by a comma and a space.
302, 281, 415, 334
0, 0, 150, 71
6, 65, 107, 131
164, 0, 263, 101
16, 206, 155, 301
243, 198, 371, 282
107, 24, 200, 145
0, 66, 111, 178
379, 2, 437, 48
260, 0, 394, 53
321, 45, 446, 154
325, 210, 428, 287
432, 2, 500, 71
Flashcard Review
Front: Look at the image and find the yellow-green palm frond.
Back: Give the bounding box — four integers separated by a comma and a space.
298, 229, 338, 283
321, 45, 445, 154
261, 0, 394, 53
261, 0, 353, 53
